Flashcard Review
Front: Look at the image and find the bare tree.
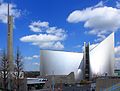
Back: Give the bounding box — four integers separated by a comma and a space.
0, 51, 9, 91
13, 48, 24, 91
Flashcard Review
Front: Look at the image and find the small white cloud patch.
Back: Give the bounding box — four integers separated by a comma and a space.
24, 55, 40, 61
115, 46, 120, 57
0, 1, 21, 23
29, 21, 49, 32
33, 62, 40, 66
115, 45, 120, 69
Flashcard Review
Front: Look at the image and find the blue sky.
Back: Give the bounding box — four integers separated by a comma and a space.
0, 0, 120, 71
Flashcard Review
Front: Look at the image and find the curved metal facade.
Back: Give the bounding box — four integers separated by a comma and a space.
90, 33, 115, 78
40, 33, 115, 81
40, 50, 83, 80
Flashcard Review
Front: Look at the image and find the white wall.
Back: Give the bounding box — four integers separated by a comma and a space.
40, 50, 83, 80
90, 33, 115, 78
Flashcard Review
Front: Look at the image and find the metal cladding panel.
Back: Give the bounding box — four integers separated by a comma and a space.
90, 33, 115, 78
40, 50, 83, 80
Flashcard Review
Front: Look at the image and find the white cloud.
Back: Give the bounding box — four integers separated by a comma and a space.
114, 45, 120, 69
53, 41, 64, 49
29, 21, 49, 32
20, 34, 65, 49
67, 6, 120, 34
115, 46, 120, 57
24, 55, 40, 61
46, 27, 65, 37
33, 62, 40, 66
67, 2, 120, 41
0, 1, 21, 23
29, 21, 65, 37
94, 34, 106, 42
33, 55, 39, 59
115, 60, 120, 69
24, 56, 32, 60
32, 41, 64, 49
74, 45, 82, 48
20, 34, 64, 42
20, 21, 66, 50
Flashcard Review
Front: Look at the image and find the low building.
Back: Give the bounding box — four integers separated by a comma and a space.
26, 78, 46, 90
114, 69, 120, 77
42, 72, 75, 89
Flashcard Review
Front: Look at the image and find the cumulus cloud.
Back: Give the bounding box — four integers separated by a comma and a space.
21, 34, 65, 49
20, 34, 64, 42
0, 1, 21, 23
67, 2, 120, 41
67, 6, 120, 34
20, 21, 66, 50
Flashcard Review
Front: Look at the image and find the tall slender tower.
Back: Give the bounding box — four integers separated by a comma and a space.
7, 3, 13, 71
83, 42, 90, 81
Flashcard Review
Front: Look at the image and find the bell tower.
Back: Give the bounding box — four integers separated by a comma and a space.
7, 3, 13, 71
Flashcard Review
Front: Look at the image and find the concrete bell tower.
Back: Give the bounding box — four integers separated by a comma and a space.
7, 3, 13, 71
